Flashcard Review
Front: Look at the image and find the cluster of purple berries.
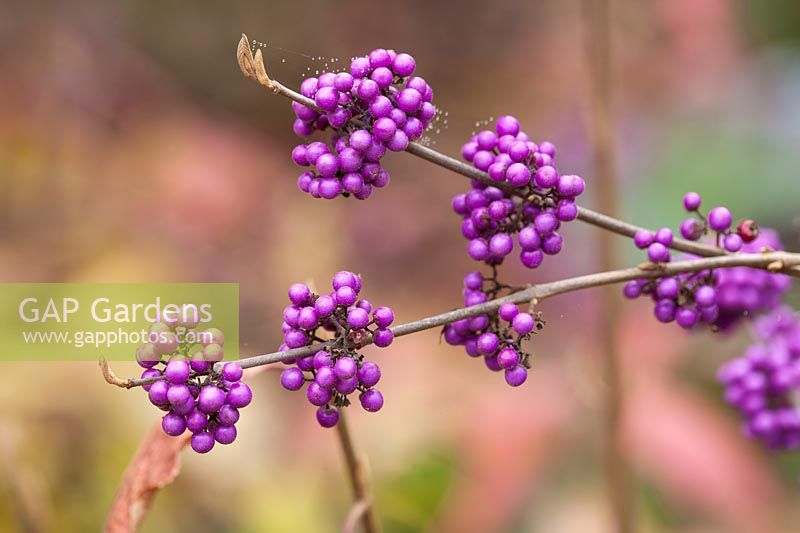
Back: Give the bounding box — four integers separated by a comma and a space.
623, 269, 720, 329
278, 271, 393, 427
137, 323, 252, 454
442, 271, 542, 387
718, 307, 800, 450
715, 228, 792, 330
626, 192, 791, 331
453, 116, 585, 268
290, 48, 435, 200
633, 192, 758, 264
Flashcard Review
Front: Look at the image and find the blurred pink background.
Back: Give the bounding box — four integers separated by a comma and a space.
1, 1, 800, 531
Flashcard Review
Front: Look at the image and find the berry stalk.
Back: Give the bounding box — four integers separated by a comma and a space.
106, 250, 800, 389
236, 34, 800, 279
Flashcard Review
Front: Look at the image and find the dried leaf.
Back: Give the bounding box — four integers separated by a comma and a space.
105, 421, 190, 532
237, 33, 256, 80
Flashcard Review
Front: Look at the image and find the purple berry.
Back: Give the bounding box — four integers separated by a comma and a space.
708, 207, 733, 232
316, 406, 340, 428
162, 413, 187, 437
165, 360, 190, 384
504, 365, 528, 387
198, 386, 226, 414
281, 368, 305, 391
360, 390, 384, 412
358, 362, 382, 387
222, 362, 243, 383
683, 192, 702, 211
227, 383, 253, 409
213, 424, 237, 445
374, 328, 394, 347
512, 313, 535, 335
191, 431, 215, 453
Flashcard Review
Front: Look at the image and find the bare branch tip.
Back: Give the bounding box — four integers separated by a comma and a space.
99, 358, 132, 388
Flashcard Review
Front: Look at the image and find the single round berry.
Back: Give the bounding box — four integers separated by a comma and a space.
680, 218, 704, 241
497, 348, 520, 369
736, 219, 759, 243
165, 360, 190, 384
218, 404, 240, 425
162, 413, 187, 437
213, 424, 237, 445
316, 406, 340, 428
360, 390, 384, 412
288, 283, 311, 306
186, 410, 208, 433
504, 365, 528, 387
708, 207, 733, 232
191, 431, 215, 454
634, 230, 655, 249
357, 362, 382, 387
198, 386, 226, 414
334, 357, 357, 380
281, 368, 305, 391
167, 384, 191, 407
647, 243, 670, 263
307, 382, 332, 406
724, 233, 743, 252
373, 306, 394, 328
374, 328, 394, 347
498, 302, 519, 322
623, 281, 641, 299
315, 366, 336, 388
227, 383, 253, 409
512, 313, 535, 335
683, 192, 702, 211
222, 362, 243, 383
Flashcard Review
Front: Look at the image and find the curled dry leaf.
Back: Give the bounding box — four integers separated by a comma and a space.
105, 421, 191, 532
237, 33, 256, 80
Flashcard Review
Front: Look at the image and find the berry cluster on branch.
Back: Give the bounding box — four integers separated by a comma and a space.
278, 271, 393, 427
136, 321, 252, 453
106, 35, 800, 463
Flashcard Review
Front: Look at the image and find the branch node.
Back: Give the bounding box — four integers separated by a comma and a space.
637, 261, 659, 271
767, 260, 784, 272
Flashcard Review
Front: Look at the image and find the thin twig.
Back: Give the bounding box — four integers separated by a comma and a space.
342, 498, 373, 533
107, 251, 800, 389
235, 34, 800, 279
335, 411, 380, 533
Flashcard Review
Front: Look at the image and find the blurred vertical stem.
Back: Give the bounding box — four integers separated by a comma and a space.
336, 410, 381, 533
582, 0, 633, 532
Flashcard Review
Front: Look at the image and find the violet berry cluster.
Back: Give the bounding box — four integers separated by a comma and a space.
442, 271, 543, 387
718, 307, 800, 450
290, 48, 436, 200
453, 116, 585, 268
137, 323, 252, 454
625, 192, 791, 331
279, 271, 393, 427
623, 267, 720, 329
714, 228, 792, 330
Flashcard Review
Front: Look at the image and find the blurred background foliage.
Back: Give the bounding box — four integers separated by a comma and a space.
1, 0, 800, 531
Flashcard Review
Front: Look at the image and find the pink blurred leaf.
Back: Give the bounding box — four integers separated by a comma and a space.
105, 421, 190, 532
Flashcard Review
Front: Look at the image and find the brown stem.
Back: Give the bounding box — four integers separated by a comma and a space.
335, 411, 380, 533
235, 34, 800, 279
583, 0, 632, 530
107, 251, 800, 389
